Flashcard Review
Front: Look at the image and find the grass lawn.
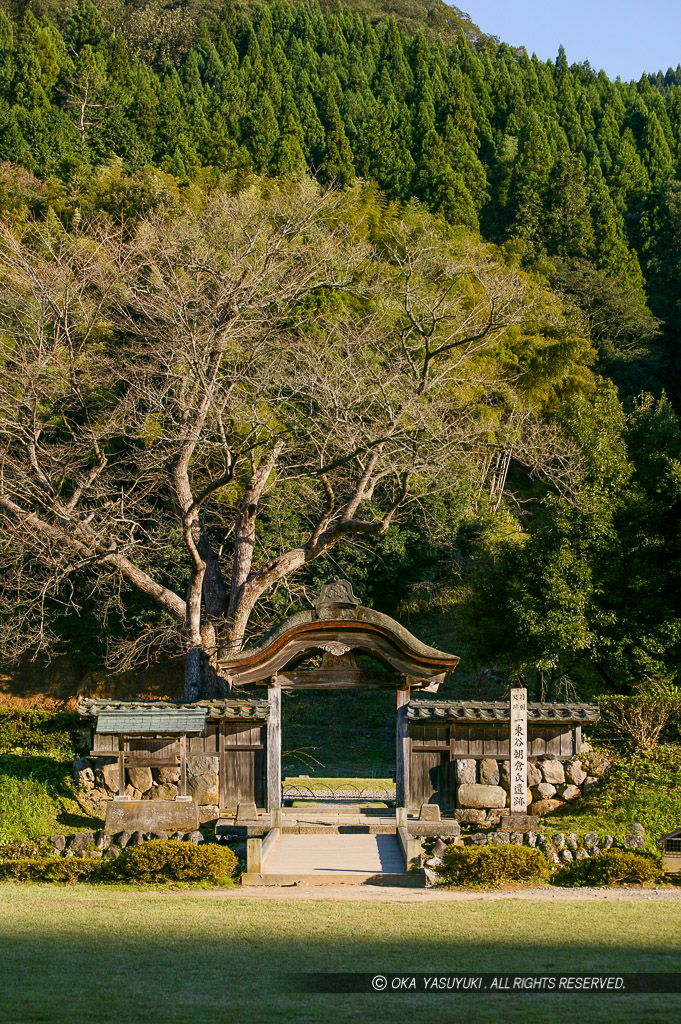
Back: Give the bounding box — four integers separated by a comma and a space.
0, 885, 679, 1024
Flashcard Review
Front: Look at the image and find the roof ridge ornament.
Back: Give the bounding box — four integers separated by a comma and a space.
312, 579, 361, 608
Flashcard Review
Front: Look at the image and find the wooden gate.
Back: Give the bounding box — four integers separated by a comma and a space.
409, 725, 454, 813
220, 722, 266, 812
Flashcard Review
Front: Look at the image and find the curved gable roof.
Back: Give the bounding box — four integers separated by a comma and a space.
217, 604, 459, 687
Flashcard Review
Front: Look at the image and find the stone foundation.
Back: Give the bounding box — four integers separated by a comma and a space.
47, 828, 210, 858
73, 754, 221, 825
422, 823, 647, 882
451, 754, 607, 821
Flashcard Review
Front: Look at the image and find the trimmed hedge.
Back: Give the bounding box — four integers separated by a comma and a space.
115, 841, 238, 883
0, 709, 85, 755
553, 850, 663, 887
439, 844, 551, 886
0, 857, 101, 883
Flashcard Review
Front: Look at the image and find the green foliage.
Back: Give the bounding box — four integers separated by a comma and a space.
114, 840, 238, 884
0, 775, 57, 843
600, 693, 681, 752
438, 844, 551, 886
0, 855, 101, 882
0, 708, 84, 756
553, 850, 663, 887
0, 0, 679, 700
565, 746, 681, 840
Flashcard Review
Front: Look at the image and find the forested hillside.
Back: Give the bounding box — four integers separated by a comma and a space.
1, 0, 681, 702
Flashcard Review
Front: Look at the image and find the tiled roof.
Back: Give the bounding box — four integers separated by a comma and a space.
78, 697, 269, 721
96, 710, 207, 734
407, 699, 600, 724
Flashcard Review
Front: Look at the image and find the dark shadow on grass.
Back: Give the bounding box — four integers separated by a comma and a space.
0, 896, 679, 1024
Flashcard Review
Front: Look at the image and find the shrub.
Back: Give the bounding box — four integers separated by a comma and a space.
0, 842, 40, 860
0, 709, 84, 756
0, 775, 57, 843
599, 693, 681, 753
553, 850, 663, 887
0, 856, 101, 883
115, 840, 238, 884
439, 844, 550, 886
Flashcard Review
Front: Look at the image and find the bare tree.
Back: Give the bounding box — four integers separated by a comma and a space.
0, 180, 583, 697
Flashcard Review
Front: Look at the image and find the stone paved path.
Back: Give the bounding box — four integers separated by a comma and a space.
263, 833, 405, 876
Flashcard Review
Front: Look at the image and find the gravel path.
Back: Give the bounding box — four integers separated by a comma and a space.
197, 884, 681, 902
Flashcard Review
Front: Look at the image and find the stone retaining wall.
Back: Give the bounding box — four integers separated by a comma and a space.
452, 753, 606, 823
73, 754, 220, 825
47, 828, 210, 858
422, 824, 646, 883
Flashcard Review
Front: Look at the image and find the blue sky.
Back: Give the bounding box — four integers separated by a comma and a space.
463, 1, 681, 80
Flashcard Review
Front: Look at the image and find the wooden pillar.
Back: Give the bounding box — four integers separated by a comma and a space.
117, 735, 126, 797
179, 732, 187, 798
395, 685, 410, 811
267, 678, 282, 812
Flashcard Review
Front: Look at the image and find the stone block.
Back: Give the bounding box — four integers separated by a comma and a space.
105, 800, 199, 835
479, 759, 500, 786
510, 832, 523, 845
94, 830, 111, 852
125, 784, 141, 800
50, 834, 66, 851
524, 832, 538, 847
455, 759, 476, 786
235, 801, 259, 823
456, 784, 506, 810
187, 755, 219, 777
534, 782, 557, 800
184, 830, 204, 844
567, 833, 578, 851
604, 835, 614, 849
583, 832, 599, 849
561, 848, 573, 863
129, 830, 145, 846
453, 809, 487, 824
558, 784, 581, 801
153, 767, 181, 785
575, 847, 589, 860
104, 846, 119, 860
127, 767, 154, 794
467, 832, 488, 845
99, 763, 121, 794
500, 813, 539, 832
552, 833, 566, 851
528, 798, 565, 817
623, 834, 645, 849
198, 804, 220, 825
75, 766, 95, 790
82, 788, 109, 817
432, 839, 447, 858
499, 760, 511, 791
583, 776, 600, 795
628, 822, 645, 835
187, 773, 219, 806
68, 832, 93, 852
154, 784, 179, 801
565, 761, 587, 786
527, 762, 542, 787
540, 759, 565, 786
491, 831, 510, 845
419, 804, 441, 822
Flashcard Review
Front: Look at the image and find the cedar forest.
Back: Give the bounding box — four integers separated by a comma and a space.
1, 0, 681, 703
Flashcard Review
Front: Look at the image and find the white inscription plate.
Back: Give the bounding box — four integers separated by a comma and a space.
510, 687, 528, 813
